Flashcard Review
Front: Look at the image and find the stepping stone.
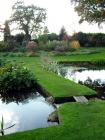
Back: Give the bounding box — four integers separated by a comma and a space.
73, 96, 88, 104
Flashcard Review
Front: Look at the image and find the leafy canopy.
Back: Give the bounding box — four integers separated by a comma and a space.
71, 0, 105, 25
9, 1, 46, 40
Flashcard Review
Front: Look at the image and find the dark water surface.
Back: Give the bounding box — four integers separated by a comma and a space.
0, 92, 57, 135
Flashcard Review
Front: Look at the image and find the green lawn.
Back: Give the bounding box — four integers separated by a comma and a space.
1, 100, 105, 140
43, 47, 104, 61
0, 49, 105, 140
53, 51, 105, 62
1, 55, 96, 97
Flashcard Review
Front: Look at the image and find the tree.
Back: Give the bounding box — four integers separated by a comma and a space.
43, 26, 49, 34
71, 0, 105, 25
14, 33, 25, 45
59, 26, 68, 41
9, 1, 46, 42
47, 33, 58, 41
4, 20, 11, 42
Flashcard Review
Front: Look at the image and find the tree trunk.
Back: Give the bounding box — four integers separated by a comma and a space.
23, 33, 31, 46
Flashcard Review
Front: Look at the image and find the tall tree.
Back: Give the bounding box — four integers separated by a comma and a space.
43, 26, 49, 34
59, 26, 68, 41
4, 20, 11, 42
9, 1, 46, 42
71, 0, 105, 25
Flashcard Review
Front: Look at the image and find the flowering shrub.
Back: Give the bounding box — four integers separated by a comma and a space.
26, 41, 38, 52
0, 61, 37, 93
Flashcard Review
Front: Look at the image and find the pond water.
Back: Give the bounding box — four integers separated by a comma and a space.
59, 66, 105, 83
0, 91, 57, 136
59, 66, 105, 96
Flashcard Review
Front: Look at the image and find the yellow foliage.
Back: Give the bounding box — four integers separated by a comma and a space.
70, 40, 80, 49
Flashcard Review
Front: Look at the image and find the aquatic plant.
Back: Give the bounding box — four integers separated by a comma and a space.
0, 116, 15, 136
94, 60, 105, 66
0, 116, 4, 136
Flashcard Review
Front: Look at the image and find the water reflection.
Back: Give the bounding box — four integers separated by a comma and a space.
59, 66, 105, 83
59, 66, 105, 97
0, 92, 57, 135
79, 77, 105, 97
0, 91, 38, 104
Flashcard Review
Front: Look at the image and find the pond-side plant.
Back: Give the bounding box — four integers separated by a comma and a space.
94, 60, 105, 67
40, 53, 61, 74
0, 116, 4, 136
0, 115, 15, 136
0, 61, 37, 93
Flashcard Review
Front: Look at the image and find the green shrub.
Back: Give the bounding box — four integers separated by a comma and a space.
38, 34, 48, 44
26, 52, 39, 57
0, 59, 7, 67
1, 52, 9, 57
38, 41, 56, 51
93, 60, 105, 66
10, 52, 25, 57
54, 46, 66, 55
15, 52, 24, 57
38, 40, 70, 52
72, 32, 105, 47
47, 33, 58, 41
0, 61, 37, 93
12, 46, 27, 53
0, 41, 8, 52
14, 33, 25, 45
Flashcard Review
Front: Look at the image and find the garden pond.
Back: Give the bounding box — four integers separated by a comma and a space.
0, 91, 57, 136
58, 66, 105, 98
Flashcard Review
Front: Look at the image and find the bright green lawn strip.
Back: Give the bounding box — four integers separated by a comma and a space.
1, 100, 105, 140
4, 56, 96, 97
53, 52, 105, 62
0, 52, 104, 140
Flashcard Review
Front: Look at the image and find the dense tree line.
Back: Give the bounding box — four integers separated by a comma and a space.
72, 32, 105, 47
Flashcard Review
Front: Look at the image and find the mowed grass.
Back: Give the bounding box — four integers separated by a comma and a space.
1, 100, 105, 140
1, 55, 96, 97
53, 51, 105, 62
0, 49, 105, 140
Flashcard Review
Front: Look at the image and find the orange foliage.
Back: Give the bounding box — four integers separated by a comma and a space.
70, 40, 80, 49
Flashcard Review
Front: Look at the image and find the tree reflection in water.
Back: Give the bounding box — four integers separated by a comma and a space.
79, 77, 105, 98
0, 90, 38, 104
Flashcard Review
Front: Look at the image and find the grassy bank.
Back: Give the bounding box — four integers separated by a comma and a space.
1, 100, 105, 140
1, 49, 105, 140
0, 55, 96, 97
53, 51, 105, 62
